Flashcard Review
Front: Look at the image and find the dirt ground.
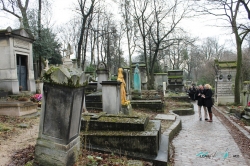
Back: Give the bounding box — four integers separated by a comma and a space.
0, 108, 174, 166
0, 115, 39, 166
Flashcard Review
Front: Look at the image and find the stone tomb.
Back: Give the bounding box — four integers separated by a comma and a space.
0, 27, 36, 94
81, 112, 168, 165
85, 62, 109, 110
167, 70, 184, 92
214, 60, 236, 105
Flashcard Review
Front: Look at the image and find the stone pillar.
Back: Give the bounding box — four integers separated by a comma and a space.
163, 82, 166, 96
96, 62, 109, 91
101, 81, 121, 114
96, 70, 109, 91
123, 69, 131, 99
34, 83, 84, 166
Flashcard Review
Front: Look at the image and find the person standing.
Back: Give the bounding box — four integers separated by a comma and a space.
188, 85, 196, 101
202, 84, 213, 122
196, 85, 208, 121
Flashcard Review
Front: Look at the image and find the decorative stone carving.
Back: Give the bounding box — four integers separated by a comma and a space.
14, 38, 29, 50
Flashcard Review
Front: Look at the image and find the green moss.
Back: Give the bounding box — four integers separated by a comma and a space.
168, 76, 183, 79
215, 60, 237, 68
154, 73, 168, 75
243, 81, 250, 84
0, 123, 11, 131
42, 66, 87, 87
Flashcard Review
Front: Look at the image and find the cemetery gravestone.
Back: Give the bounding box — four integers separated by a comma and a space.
214, 60, 236, 105
34, 66, 86, 166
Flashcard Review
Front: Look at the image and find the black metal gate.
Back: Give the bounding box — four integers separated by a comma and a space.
16, 55, 27, 91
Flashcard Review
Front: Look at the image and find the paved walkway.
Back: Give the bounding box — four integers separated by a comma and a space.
172, 102, 249, 166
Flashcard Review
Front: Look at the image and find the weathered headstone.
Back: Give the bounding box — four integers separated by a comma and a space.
101, 81, 121, 114
214, 60, 236, 105
34, 66, 86, 166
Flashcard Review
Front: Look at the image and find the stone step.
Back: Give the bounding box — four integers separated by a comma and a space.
81, 113, 149, 131
85, 92, 102, 101
130, 100, 163, 111
81, 120, 161, 156
242, 115, 250, 120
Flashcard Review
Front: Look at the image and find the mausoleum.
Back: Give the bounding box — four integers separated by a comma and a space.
214, 60, 236, 105
0, 27, 36, 94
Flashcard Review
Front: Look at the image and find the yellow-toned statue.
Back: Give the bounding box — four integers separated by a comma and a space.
117, 68, 130, 105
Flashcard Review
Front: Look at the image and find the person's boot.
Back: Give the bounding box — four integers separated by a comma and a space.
207, 113, 213, 122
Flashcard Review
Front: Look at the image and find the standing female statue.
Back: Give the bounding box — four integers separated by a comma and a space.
117, 68, 130, 105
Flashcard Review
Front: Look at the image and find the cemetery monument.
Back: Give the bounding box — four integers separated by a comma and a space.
214, 60, 236, 105
0, 27, 36, 94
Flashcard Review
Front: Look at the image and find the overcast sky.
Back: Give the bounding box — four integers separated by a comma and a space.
0, 0, 238, 51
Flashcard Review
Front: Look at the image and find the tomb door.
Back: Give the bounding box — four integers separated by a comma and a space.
16, 54, 28, 90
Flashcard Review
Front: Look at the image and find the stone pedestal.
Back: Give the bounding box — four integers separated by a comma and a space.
34, 83, 84, 166
101, 81, 121, 114
163, 82, 166, 96
121, 104, 132, 115
96, 70, 109, 91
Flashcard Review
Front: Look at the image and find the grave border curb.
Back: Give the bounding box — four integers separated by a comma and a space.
213, 106, 250, 140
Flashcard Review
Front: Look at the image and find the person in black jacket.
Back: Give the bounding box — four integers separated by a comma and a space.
202, 84, 213, 122
195, 85, 208, 121
188, 85, 196, 101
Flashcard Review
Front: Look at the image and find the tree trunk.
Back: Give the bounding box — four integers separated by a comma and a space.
77, 20, 86, 68
38, 0, 42, 77
234, 32, 242, 104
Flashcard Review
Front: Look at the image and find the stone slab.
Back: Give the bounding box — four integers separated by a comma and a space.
0, 101, 37, 116
81, 114, 149, 131
82, 120, 161, 156
155, 114, 176, 121
130, 100, 163, 111
242, 115, 250, 120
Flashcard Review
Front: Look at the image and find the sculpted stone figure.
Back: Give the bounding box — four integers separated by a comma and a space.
117, 68, 130, 106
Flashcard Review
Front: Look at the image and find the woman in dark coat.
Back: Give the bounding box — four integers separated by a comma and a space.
189, 85, 196, 101
202, 84, 213, 122
195, 85, 208, 121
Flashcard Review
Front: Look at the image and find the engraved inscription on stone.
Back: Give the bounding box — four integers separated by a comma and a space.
0, 40, 8, 47
14, 38, 29, 50
217, 82, 233, 95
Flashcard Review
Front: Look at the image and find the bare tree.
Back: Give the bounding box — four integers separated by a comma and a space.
201, 37, 225, 61
76, 0, 95, 69
147, 0, 191, 88
196, 0, 250, 104
0, 0, 30, 30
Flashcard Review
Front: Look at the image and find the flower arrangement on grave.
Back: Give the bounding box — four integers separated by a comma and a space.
30, 94, 42, 102
42, 66, 87, 87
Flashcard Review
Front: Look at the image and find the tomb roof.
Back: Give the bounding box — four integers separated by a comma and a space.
215, 60, 237, 69
0, 27, 34, 42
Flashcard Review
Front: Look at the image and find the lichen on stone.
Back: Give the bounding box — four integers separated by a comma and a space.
42, 66, 87, 87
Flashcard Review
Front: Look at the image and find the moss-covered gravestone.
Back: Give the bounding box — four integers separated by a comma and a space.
34, 66, 87, 166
